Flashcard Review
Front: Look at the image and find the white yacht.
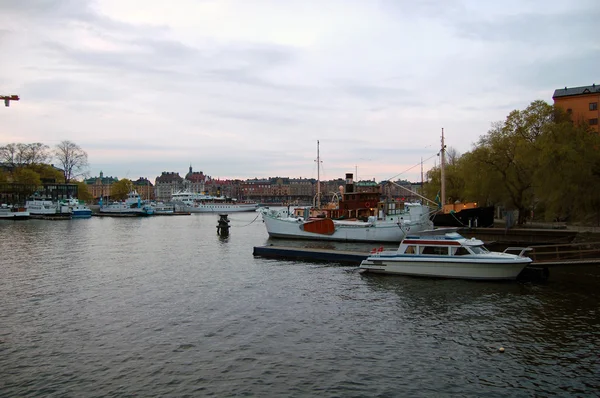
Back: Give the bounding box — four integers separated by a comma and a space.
359, 232, 532, 280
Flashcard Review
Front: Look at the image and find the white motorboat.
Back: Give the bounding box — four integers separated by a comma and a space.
25, 198, 59, 215
261, 202, 433, 243
172, 190, 258, 213
59, 198, 92, 218
99, 190, 154, 216
0, 204, 30, 220
359, 231, 532, 280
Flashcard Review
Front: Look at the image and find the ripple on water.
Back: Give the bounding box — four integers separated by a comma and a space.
0, 215, 599, 397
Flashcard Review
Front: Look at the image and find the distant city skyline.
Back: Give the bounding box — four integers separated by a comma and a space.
1, 0, 598, 183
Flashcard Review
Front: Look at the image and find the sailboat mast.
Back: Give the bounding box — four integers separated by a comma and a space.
440, 128, 446, 207
316, 140, 321, 209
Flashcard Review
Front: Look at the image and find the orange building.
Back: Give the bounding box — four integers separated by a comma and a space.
552, 84, 600, 132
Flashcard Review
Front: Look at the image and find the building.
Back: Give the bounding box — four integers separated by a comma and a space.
84, 171, 118, 200
155, 172, 183, 202
132, 177, 154, 201
184, 165, 206, 194
553, 84, 600, 132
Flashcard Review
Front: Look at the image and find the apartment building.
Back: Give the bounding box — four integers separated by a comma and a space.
553, 84, 600, 132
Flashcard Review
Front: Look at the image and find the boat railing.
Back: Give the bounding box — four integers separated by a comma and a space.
503, 247, 533, 257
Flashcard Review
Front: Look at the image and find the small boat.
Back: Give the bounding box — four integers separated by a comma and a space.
59, 198, 92, 218
0, 204, 30, 220
99, 190, 154, 216
150, 202, 175, 215
359, 231, 532, 280
25, 198, 71, 219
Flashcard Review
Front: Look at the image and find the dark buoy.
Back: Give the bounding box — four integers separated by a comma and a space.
217, 213, 230, 237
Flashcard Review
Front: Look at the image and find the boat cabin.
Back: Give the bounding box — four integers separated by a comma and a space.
398, 232, 489, 256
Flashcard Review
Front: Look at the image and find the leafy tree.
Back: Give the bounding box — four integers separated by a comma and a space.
12, 167, 42, 187
535, 113, 600, 223
110, 178, 131, 200
54, 140, 89, 183
466, 102, 555, 225
30, 164, 65, 183
74, 181, 93, 202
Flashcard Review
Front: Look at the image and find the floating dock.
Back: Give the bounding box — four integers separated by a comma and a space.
253, 245, 369, 265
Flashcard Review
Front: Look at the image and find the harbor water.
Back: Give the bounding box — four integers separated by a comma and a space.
1, 212, 599, 397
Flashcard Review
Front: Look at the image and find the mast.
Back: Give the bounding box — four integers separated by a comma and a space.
440, 128, 446, 207
316, 140, 321, 208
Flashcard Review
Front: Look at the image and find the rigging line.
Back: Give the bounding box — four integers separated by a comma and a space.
384, 152, 439, 182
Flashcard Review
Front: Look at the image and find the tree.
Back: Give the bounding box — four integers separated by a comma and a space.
74, 181, 93, 202
0, 142, 50, 167
30, 164, 65, 183
54, 140, 88, 183
110, 179, 131, 200
466, 102, 555, 225
12, 168, 42, 187
535, 112, 600, 223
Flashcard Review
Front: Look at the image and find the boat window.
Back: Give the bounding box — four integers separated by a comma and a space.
403, 245, 416, 254
452, 247, 470, 256
470, 245, 489, 254
421, 246, 449, 255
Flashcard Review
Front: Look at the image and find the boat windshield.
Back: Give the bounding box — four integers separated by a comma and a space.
470, 245, 489, 254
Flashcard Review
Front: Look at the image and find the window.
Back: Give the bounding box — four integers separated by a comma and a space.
590, 102, 598, 111
590, 118, 599, 126
567, 108, 573, 114
421, 246, 449, 255
403, 245, 417, 254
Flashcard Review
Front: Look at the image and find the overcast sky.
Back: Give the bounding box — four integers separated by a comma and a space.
1, 0, 598, 183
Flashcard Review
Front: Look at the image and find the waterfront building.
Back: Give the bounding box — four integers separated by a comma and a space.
132, 177, 154, 201
84, 171, 118, 200
184, 166, 206, 194
155, 172, 183, 202
553, 84, 600, 132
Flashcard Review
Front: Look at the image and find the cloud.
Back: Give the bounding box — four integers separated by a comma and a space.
1, 0, 598, 185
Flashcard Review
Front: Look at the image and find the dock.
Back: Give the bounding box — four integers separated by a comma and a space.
253, 245, 369, 265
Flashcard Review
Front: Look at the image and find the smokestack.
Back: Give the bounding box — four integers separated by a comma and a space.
345, 173, 354, 193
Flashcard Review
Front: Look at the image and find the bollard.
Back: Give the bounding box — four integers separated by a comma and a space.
217, 213, 230, 237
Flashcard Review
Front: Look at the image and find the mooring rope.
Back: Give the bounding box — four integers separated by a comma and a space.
234, 213, 261, 227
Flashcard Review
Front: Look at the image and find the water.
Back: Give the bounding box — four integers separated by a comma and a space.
1, 213, 599, 397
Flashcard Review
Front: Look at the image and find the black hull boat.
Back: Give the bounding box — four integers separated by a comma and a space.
433, 206, 494, 228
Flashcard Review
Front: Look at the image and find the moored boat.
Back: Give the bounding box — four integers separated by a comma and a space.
172, 191, 258, 213
0, 204, 30, 220
359, 231, 532, 280
262, 202, 433, 243
99, 190, 154, 216
59, 198, 92, 218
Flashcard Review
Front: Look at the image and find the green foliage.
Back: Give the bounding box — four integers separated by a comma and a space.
74, 181, 93, 202
30, 164, 65, 183
110, 179, 131, 200
12, 167, 42, 186
534, 113, 600, 222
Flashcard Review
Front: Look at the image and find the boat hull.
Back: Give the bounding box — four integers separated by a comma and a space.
185, 204, 258, 213
263, 215, 432, 243
359, 256, 530, 280
0, 212, 30, 220
433, 206, 495, 228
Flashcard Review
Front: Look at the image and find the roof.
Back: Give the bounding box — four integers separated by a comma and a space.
553, 84, 600, 98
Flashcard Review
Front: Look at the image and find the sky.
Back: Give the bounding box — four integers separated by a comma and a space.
1, 0, 599, 183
